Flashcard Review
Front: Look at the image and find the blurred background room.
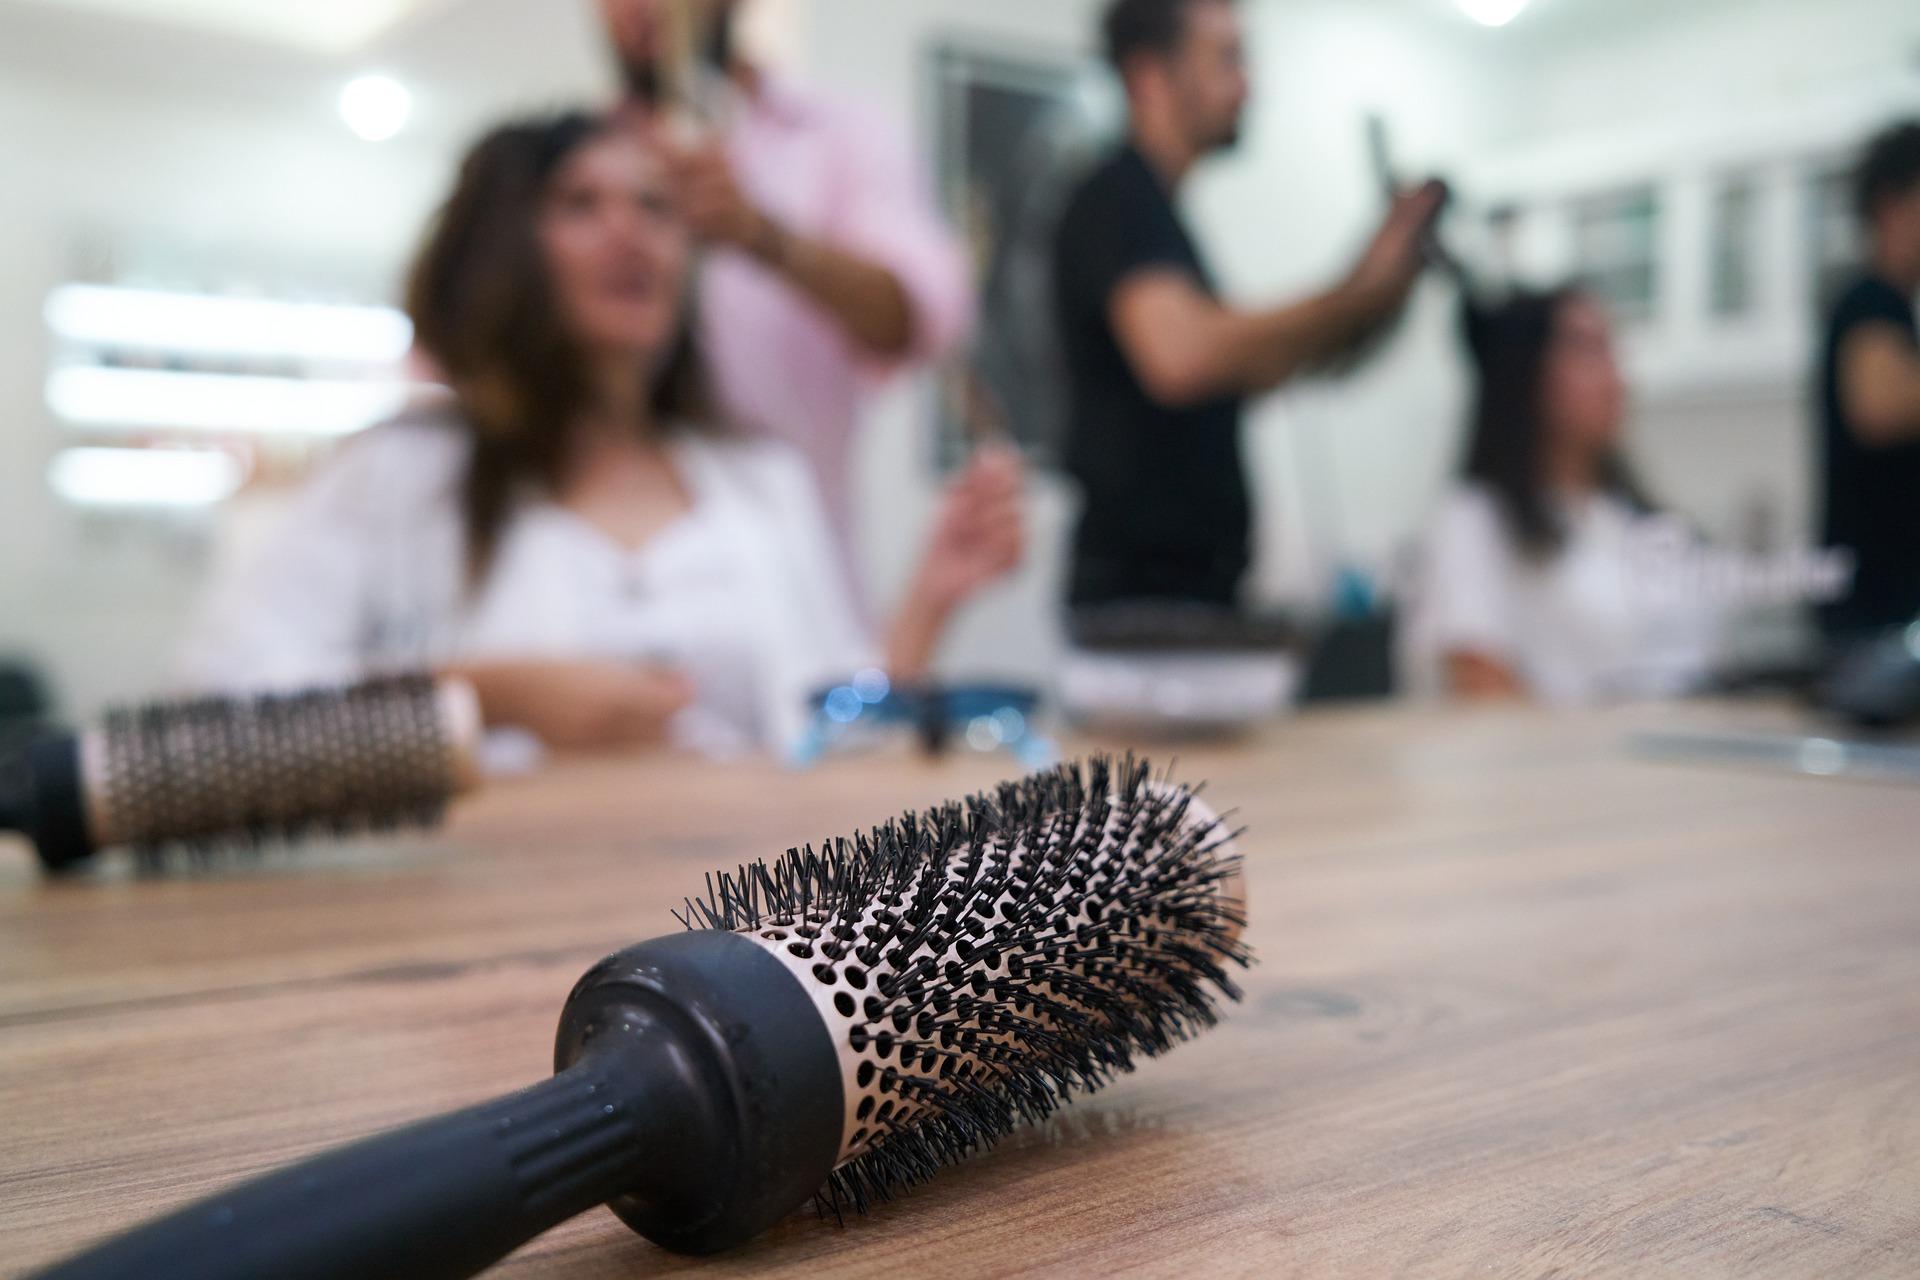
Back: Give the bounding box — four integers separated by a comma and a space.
3, 0, 1918, 728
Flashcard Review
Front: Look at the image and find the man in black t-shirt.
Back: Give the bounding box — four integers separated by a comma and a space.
1055, 0, 1441, 607
1819, 121, 1920, 637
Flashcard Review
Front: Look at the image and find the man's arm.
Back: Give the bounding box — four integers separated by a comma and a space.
662, 139, 918, 356
747, 218, 915, 357
1839, 321, 1920, 446
1110, 272, 1377, 406
1108, 184, 1444, 409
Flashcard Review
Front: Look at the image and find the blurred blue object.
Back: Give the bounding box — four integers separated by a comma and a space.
822, 686, 864, 724
1332, 566, 1378, 620
791, 681, 1055, 770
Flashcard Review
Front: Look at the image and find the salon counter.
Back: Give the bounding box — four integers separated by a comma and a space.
3, 700, 1917, 1277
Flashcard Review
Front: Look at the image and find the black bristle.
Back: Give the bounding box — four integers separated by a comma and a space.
101, 675, 453, 870
681, 755, 1252, 1216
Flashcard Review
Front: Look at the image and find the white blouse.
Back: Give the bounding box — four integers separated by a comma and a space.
178, 416, 875, 755
1399, 485, 1719, 705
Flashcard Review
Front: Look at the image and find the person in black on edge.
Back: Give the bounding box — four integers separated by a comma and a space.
1056, 0, 1443, 609
1819, 121, 1920, 639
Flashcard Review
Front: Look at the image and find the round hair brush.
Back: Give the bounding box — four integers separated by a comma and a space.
34, 757, 1250, 1280
0, 675, 483, 873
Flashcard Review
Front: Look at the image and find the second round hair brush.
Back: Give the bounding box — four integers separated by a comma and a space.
0, 673, 483, 872
34, 757, 1251, 1280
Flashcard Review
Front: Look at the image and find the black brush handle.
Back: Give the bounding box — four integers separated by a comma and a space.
34, 931, 845, 1279
32, 1040, 689, 1280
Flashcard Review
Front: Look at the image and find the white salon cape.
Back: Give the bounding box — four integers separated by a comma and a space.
1399, 484, 1719, 705
178, 415, 874, 757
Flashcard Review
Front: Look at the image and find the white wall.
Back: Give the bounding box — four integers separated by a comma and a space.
1493, 0, 1920, 150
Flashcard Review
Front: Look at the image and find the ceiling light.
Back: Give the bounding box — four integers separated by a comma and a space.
48, 447, 244, 509
47, 367, 412, 437
45, 286, 413, 363
338, 74, 412, 142
1456, 0, 1530, 27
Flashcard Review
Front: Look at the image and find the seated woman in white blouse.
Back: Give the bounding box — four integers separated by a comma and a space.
181, 112, 1022, 755
1401, 287, 1716, 704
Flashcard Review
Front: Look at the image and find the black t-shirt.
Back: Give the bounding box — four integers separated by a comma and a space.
1053, 146, 1250, 608
1818, 273, 1920, 635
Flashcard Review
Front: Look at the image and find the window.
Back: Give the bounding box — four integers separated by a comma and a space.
1572, 186, 1661, 324
1708, 174, 1760, 319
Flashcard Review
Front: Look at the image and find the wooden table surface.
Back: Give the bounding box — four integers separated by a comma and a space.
3, 702, 1918, 1278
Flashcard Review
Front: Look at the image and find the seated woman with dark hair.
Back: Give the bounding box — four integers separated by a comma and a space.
1401, 287, 1715, 704
182, 112, 1022, 755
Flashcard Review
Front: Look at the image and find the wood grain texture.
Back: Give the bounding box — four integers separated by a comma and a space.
3, 702, 1918, 1278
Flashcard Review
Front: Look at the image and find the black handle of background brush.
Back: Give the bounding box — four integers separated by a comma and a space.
32, 1053, 672, 1280
0, 732, 33, 839
0, 731, 94, 871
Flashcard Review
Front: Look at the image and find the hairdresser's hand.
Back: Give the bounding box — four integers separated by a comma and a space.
657, 138, 772, 252
1343, 180, 1447, 319
603, 0, 671, 71
916, 446, 1027, 608
448, 660, 693, 752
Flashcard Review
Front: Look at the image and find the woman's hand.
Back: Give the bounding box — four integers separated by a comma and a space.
1444, 651, 1528, 702
446, 660, 693, 752
885, 447, 1027, 681
913, 446, 1027, 610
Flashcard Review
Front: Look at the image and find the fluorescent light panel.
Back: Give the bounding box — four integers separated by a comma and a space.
44, 285, 413, 363
48, 447, 243, 509
48, 367, 411, 436
0, 0, 441, 55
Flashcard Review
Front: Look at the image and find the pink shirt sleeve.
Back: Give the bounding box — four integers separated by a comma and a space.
821, 105, 974, 374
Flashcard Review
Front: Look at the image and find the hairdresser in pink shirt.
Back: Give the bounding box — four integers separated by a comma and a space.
598, 0, 976, 566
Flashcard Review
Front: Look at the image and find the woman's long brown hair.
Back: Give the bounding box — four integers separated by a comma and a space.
1459, 286, 1652, 559
405, 111, 715, 582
